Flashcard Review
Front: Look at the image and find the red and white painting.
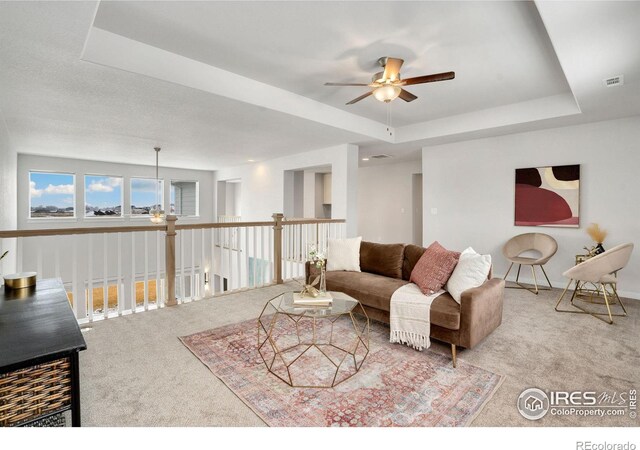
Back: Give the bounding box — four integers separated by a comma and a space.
515, 164, 580, 227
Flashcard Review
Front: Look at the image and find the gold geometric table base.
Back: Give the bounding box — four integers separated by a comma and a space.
555, 279, 628, 324
257, 293, 369, 388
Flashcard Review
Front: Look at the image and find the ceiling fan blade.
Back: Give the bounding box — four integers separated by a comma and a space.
402, 71, 455, 86
346, 91, 373, 105
325, 82, 370, 86
398, 89, 418, 102
381, 57, 404, 82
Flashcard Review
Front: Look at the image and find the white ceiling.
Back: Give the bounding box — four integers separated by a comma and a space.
1, 1, 639, 170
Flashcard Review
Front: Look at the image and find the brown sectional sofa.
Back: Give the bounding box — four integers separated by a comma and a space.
306, 241, 505, 367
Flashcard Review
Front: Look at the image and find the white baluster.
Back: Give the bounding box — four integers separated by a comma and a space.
211, 228, 216, 296
245, 225, 250, 289
156, 230, 161, 307
190, 229, 195, 299
252, 226, 258, 288
36, 238, 43, 280
268, 226, 273, 284
227, 227, 232, 291
144, 231, 149, 311
200, 228, 206, 299
180, 230, 185, 302
118, 233, 123, 316
88, 235, 94, 322
71, 237, 79, 319
103, 233, 108, 318
236, 227, 241, 291
131, 232, 136, 313
55, 243, 60, 279
17, 237, 23, 273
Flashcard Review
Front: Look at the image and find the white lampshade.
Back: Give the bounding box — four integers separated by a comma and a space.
373, 85, 401, 103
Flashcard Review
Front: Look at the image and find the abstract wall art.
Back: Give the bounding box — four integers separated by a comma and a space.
515, 164, 580, 227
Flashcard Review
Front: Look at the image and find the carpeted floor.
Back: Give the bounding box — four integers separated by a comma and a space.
80, 283, 640, 427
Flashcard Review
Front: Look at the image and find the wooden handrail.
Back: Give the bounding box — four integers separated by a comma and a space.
175, 221, 273, 231
281, 218, 345, 226
0, 225, 166, 239
0, 218, 346, 238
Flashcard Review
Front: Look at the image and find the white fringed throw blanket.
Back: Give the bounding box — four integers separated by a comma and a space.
390, 283, 445, 351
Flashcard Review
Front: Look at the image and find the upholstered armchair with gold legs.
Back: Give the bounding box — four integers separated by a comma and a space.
503, 233, 558, 294
555, 243, 633, 324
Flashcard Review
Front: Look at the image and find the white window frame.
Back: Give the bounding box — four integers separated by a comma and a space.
28, 170, 77, 221
170, 179, 200, 217
84, 174, 125, 219
130, 177, 164, 219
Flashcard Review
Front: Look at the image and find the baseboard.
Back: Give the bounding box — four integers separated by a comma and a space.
504, 276, 640, 301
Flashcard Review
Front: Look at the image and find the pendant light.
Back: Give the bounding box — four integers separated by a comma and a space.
150, 147, 165, 224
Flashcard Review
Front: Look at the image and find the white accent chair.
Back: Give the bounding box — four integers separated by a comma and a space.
503, 233, 558, 294
555, 243, 633, 324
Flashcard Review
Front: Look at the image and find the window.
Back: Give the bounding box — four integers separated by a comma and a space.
170, 181, 199, 216
29, 171, 75, 218
130, 177, 164, 216
84, 175, 123, 218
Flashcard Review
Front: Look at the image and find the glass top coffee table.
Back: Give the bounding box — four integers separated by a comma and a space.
257, 291, 369, 388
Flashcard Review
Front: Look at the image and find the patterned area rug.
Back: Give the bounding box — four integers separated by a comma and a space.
180, 316, 503, 427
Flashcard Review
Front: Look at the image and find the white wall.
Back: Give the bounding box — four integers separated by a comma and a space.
358, 160, 422, 244
216, 144, 359, 235
17, 154, 215, 229
0, 113, 17, 276
422, 116, 640, 299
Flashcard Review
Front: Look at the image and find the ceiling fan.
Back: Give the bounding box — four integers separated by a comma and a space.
325, 57, 455, 105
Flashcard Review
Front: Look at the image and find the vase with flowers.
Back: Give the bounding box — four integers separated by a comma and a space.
585, 223, 607, 256
308, 244, 327, 294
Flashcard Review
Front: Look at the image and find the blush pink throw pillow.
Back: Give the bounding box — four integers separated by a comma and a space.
410, 241, 461, 295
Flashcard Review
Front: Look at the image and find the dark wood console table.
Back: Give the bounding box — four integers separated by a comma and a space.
0, 278, 86, 427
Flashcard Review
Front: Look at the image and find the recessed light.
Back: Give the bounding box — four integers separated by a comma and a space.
247, 159, 255, 162
362, 158, 369, 161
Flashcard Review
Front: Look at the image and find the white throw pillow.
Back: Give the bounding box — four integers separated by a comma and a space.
445, 247, 492, 303
327, 237, 362, 272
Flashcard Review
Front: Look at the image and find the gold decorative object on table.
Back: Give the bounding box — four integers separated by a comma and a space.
257, 291, 369, 388
298, 275, 322, 298
3, 272, 37, 290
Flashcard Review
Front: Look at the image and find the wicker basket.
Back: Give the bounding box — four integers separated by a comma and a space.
0, 358, 72, 427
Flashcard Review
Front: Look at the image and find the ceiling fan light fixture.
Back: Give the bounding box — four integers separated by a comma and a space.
373, 85, 401, 103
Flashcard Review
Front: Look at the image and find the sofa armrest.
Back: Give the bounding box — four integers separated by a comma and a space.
304, 261, 323, 284
458, 278, 505, 349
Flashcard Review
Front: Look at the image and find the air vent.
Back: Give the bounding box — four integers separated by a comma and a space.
603, 75, 624, 87
370, 154, 392, 159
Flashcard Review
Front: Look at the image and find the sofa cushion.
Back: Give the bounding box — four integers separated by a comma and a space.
326, 271, 461, 330
402, 244, 425, 280
410, 241, 461, 295
446, 247, 492, 303
430, 292, 462, 330
325, 271, 409, 312
360, 241, 405, 279
327, 237, 362, 272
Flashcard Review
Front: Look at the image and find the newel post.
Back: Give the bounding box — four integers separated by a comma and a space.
165, 215, 178, 306
272, 213, 284, 284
